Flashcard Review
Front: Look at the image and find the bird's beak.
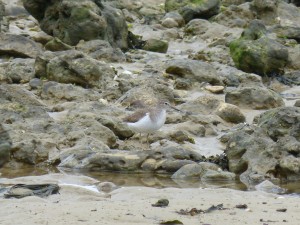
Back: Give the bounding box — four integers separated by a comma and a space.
169, 105, 183, 112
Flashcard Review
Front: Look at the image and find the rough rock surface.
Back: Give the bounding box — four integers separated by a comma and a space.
0, 34, 43, 58
223, 108, 300, 187
23, 0, 128, 49
230, 20, 289, 76
225, 86, 285, 109
165, 0, 220, 23
0, 124, 12, 167
165, 59, 223, 85
35, 50, 115, 89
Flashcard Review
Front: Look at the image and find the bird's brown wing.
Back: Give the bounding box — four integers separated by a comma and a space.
123, 109, 148, 123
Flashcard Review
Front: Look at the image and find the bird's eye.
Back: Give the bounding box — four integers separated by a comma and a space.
164, 102, 168, 105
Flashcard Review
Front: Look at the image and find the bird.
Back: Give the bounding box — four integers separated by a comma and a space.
123, 101, 181, 147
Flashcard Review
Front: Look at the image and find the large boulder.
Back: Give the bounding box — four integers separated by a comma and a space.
165, 0, 220, 23
225, 86, 285, 109
23, 0, 128, 49
230, 20, 289, 76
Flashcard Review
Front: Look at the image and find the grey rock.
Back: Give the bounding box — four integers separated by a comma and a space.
214, 3, 255, 28
0, 34, 43, 58
215, 103, 246, 123
44, 38, 73, 51
254, 107, 300, 141
165, 59, 223, 85
76, 40, 126, 62
165, 0, 220, 23
171, 164, 205, 179
0, 124, 12, 167
29, 78, 43, 89
35, 50, 115, 89
155, 159, 196, 172
230, 20, 289, 76
0, 58, 35, 84
23, 0, 128, 49
255, 180, 286, 194
225, 86, 285, 109
201, 170, 236, 181
223, 122, 300, 187
59, 150, 148, 171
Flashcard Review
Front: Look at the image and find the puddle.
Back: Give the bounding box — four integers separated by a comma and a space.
1, 166, 299, 195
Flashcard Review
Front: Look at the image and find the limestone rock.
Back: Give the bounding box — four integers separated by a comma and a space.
165, 59, 223, 85
142, 39, 169, 53
0, 34, 43, 58
254, 107, 300, 141
225, 86, 285, 109
230, 20, 288, 76
44, 38, 73, 51
0, 124, 12, 167
23, 0, 128, 49
215, 103, 246, 123
0, 58, 35, 84
35, 50, 115, 89
165, 0, 220, 23
76, 40, 126, 62
223, 123, 300, 187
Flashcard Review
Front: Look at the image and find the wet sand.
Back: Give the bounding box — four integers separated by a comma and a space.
0, 174, 299, 225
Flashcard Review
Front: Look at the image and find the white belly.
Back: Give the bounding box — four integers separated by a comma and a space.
127, 110, 166, 133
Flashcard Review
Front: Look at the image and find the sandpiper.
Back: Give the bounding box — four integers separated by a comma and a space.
123, 101, 181, 146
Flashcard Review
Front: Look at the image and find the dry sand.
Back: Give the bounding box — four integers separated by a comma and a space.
0, 174, 299, 225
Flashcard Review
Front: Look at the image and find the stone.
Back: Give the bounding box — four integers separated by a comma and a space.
0, 124, 12, 167
254, 107, 300, 141
215, 103, 246, 123
161, 18, 179, 28
165, 59, 223, 85
29, 78, 43, 89
205, 85, 224, 94
223, 123, 300, 187
162, 11, 185, 27
230, 20, 289, 76
44, 37, 73, 51
76, 40, 126, 62
142, 39, 169, 53
59, 150, 148, 171
214, 3, 255, 28
0, 33, 43, 58
35, 50, 115, 89
165, 0, 220, 23
225, 86, 285, 109
23, 0, 128, 49
0, 58, 35, 84
201, 170, 236, 181
255, 180, 286, 194
171, 164, 205, 179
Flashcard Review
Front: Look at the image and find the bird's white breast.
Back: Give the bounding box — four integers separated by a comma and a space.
127, 109, 166, 133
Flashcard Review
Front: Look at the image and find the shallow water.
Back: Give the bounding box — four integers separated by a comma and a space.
1, 166, 300, 195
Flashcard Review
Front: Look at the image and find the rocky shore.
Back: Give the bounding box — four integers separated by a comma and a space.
0, 0, 300, 223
